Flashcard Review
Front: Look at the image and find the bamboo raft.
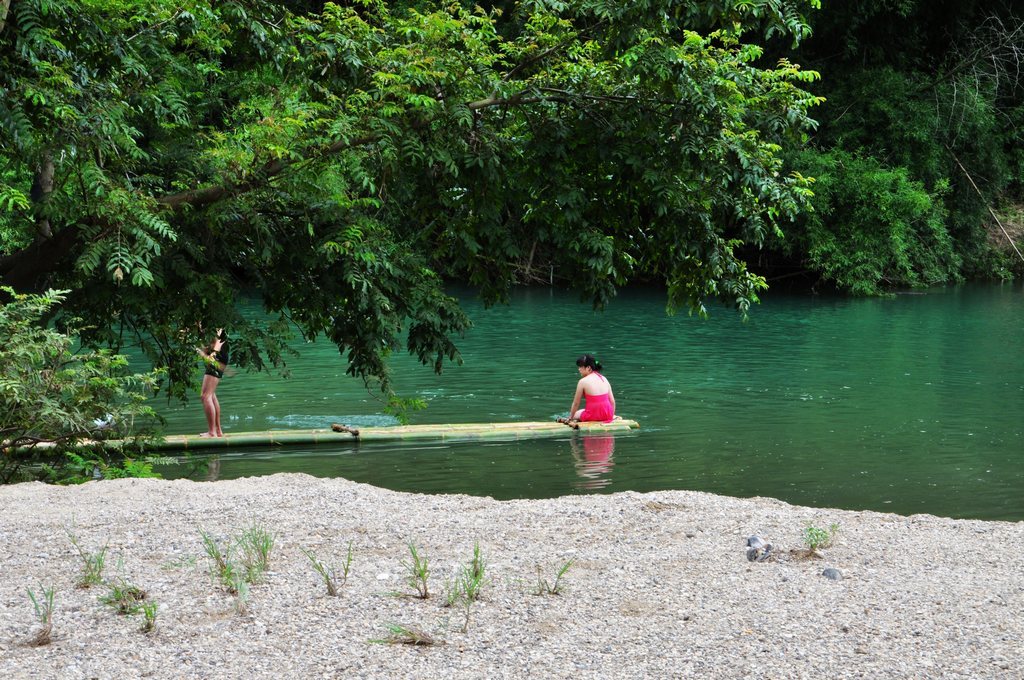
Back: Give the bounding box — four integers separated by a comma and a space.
149, 419, 640, 451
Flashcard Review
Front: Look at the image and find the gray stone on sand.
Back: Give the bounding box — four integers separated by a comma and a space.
822, 567, 843, 581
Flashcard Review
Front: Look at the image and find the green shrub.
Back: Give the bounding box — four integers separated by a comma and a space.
0, 288, 165, 484
783, 149, 962, 294
802, 522, 839, 556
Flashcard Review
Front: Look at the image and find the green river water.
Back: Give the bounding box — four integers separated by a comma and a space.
156, 284, 1023, 521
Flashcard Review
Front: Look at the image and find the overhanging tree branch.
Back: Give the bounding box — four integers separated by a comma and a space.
1, 91, 556, 288
158, 92, 550, 212
2, 79, 696, 290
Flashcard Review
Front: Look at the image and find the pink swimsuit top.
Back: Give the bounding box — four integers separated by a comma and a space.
580, 373, 615, 423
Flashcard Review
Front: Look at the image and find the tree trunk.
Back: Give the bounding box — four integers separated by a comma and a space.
31, 154, 55, 241
0, 0, 10, 36
0, 154, 71, 291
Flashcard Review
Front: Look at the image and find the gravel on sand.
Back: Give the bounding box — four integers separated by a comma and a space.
0, 474, 1021, 679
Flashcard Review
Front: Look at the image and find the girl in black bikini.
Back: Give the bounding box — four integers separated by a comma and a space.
199, 329, 229, 437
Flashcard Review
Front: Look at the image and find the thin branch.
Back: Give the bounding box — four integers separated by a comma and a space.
466, 92, 547, 110
949, 148, 1024, 264
126, 10, 185, 42
501, 43, 567, 83
915, 15, 1024, 97
501, 20, 607, 85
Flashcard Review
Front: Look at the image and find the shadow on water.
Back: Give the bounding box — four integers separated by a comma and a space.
155, 283, 1024, 521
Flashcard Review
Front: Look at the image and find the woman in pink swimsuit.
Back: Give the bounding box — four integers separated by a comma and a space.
568, 354, 616, 423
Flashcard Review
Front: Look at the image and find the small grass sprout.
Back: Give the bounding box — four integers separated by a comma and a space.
234, 578, 250, 616
139, 600, 158, 634
236, 522, 275, 584
372, 623, 440, 646
445, 544, 487, 604
200, 529, 228, 572
200, 530, 238, 593
534, 558, 574, 596
66, 530, 107, 589
466, 542, 486, 600
443, 542, 488, 632
302, 541, 353, 597
26, 585, 55, 646
100, 579, 147, 615
447, 573, 478, 633
403, 541, 430, 599
443, 574, 462, 608
200, 524, 275, 600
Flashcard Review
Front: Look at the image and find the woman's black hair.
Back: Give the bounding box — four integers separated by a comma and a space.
576, 353, 603, 372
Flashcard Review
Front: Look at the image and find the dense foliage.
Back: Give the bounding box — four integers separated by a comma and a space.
0, 287, 164, 483
780, 149, 960, 295
0, 0, 823, 400
772, 1, 1024, 292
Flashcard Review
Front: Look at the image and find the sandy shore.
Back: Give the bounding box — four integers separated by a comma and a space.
0, 474, 1021, 679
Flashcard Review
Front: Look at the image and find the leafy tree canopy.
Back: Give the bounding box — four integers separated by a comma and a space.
0, 0, 822, 399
